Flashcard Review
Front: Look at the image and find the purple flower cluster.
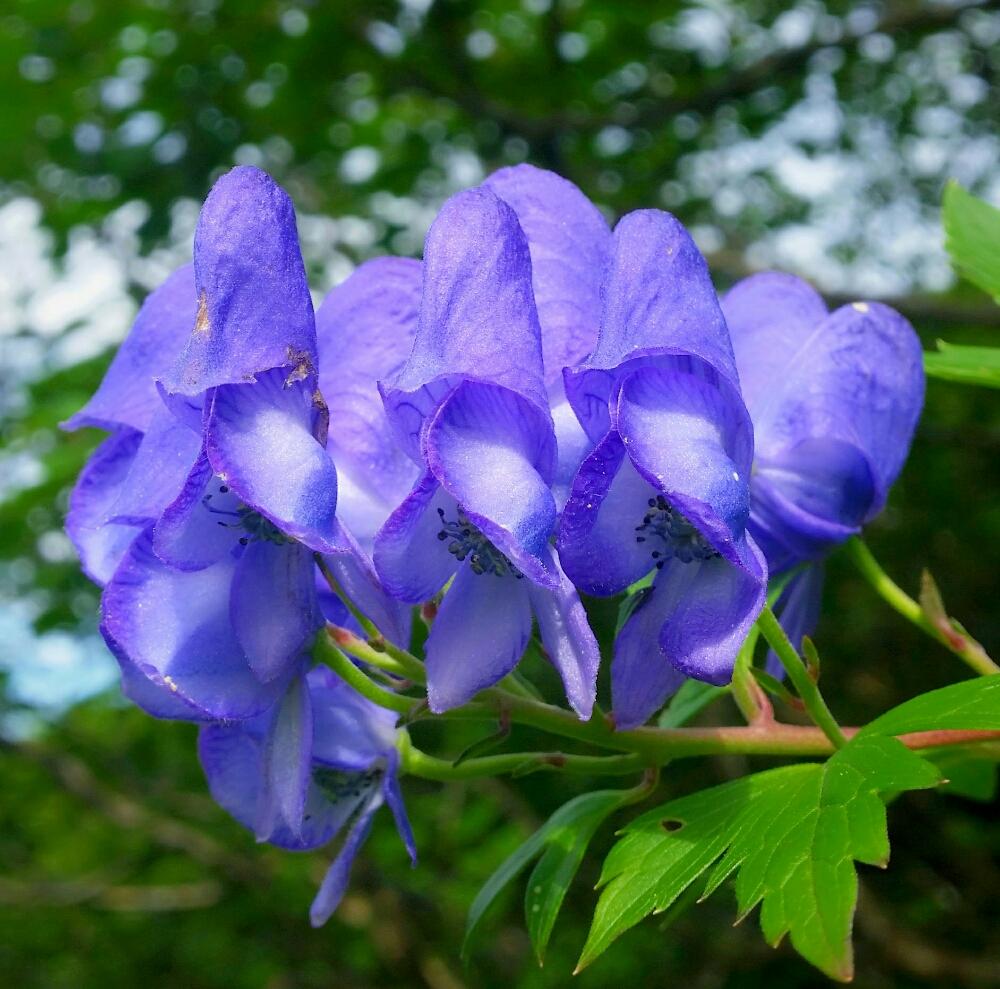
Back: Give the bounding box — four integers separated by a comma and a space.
65, 164, 924, 915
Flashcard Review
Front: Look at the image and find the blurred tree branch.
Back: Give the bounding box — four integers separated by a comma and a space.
622, 0, 1000, 133
857, 881, 1000, 985
389, 0, 1000, 139
1, 738, 262, 885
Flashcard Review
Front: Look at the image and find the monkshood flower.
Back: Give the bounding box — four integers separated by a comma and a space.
68, 166, 403, 722
557, 211, 767, 730
721, 273, 924, 657
199, 666, 415, 927
375, 187, 599, 717
480, 165, 611, 506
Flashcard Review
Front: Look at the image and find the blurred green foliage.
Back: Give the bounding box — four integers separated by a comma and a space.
1, 1, 999, 987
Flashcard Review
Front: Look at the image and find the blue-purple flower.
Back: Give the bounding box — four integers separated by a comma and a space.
199, 666, 415, 926
374, 186, 600, 717
557, 210, 767, 729
68, 166, 406, 721
721, 272, 924, 656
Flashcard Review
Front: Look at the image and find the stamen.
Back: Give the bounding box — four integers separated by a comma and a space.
313, 766, 381, 801
436, 507, 524, 579
634, 493, 720, 567
202, 490, 291, 546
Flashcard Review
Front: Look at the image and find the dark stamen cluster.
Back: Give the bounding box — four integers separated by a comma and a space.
202, 484, 292, 547
436, 507, 523, 578
635, 494, 720, 567
312, 766, 381, 802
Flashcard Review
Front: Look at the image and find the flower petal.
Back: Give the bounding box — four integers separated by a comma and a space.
164, 166, 316, 394
317, 257, 421, 521
309, 797, 380, 927
109, 403, 202, 524
565, 209, 738, 441
614, 362, 753, 560
372, 473, 459, 603
425, 567, 532, 713
66, 430, 144, 586
551, 398, 592, 511
765, 564, 825, 679
612, 535, 767, 728
556, 432, 658, 596
727, 292, 924, 511
206, 368, 344, 554
424, 380, 557, 585
101, 530, 283, 720
720, 271, 829, 423
527, 550, 599, 719
382, 749, 417, 864
231, 541, 319, 683
658, 534, 767, 684
152, 453, 241, 571
198, 716, 361, 852
611, 582, 689, 730
483, 164, 609, 390
118, 651, 210, 721
63, 265, 196, 432
255, 673, 314, 842
319, 542, 412, 648
749, 438, 877, 569
310, 666, 399, 770
382, 187, 547, 459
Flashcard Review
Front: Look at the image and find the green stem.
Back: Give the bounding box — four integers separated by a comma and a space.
730, 626, 766, 724
757, 606, 848, 749
315, 556, 427, 681
398, 738, 648, 780
378, 637, 429, 683
330, 625, 426, 682
315, 556, 381, 640
497, 671, 541, 701
314, 632, 417, 715
845, 537, 999, 677
316, 631, 1000, 764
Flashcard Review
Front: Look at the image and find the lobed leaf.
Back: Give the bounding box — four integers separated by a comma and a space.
926, 750, 999, 803
924, 341, 1000, 390
859, 676, 1000, 739
580, 737, 942, 981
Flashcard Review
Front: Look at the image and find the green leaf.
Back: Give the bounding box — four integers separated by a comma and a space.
579, 737, 942, 981
525, 793, 625, 964
462, 789, 626, 960
927, 751, 999, 802
657, 680, 729, 728
924, 341, 1000, 389
942, 180, 1000, 302
859, 676, 1000, 738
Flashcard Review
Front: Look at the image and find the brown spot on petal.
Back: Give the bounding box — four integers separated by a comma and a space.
312, 388, 330, 446
284, 346, 314, 386
194, 291, 210, 335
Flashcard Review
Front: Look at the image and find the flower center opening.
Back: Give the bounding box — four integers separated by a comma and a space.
635, 494, 720, 567
202, 484, 292, 547
436, 507, 523, 579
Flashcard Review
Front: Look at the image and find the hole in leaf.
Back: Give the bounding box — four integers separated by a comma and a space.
661, 818, 684, 833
